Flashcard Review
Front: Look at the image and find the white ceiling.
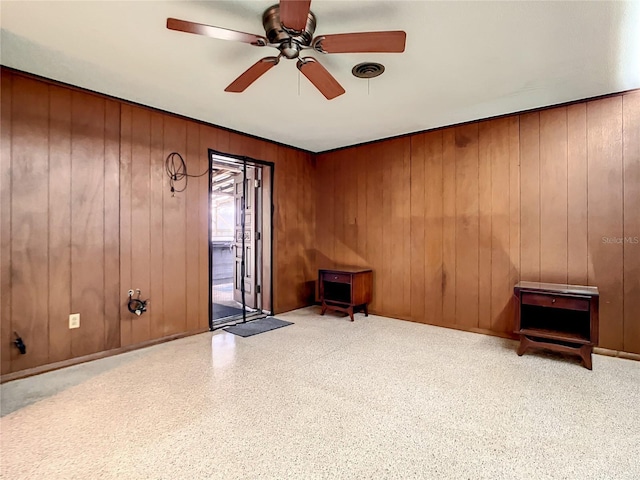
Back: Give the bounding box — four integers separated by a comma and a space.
1, 1, 639, 152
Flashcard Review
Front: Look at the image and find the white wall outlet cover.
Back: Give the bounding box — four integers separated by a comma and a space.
69, 313, 80, 329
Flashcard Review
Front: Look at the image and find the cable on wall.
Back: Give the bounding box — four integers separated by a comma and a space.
165, 152, 209, 195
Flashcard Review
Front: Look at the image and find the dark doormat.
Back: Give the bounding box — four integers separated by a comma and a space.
213, 303, 245, 320
224, 317, 293, 337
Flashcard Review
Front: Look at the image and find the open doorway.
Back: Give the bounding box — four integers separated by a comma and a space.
208, 150, 273, 328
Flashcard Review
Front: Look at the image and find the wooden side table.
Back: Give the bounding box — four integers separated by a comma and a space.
319, 268, 372, 321
514, 281, 599, 370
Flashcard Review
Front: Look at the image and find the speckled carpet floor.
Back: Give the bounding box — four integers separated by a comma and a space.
1, 307, 639, 479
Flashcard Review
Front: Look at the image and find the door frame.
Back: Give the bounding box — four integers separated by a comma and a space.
208, 149, 275, 330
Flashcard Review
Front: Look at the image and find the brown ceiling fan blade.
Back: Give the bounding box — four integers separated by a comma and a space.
167, 18, 267, 46
225, 57, 279, 93
297, 57, 345, 100
279, 0, 311, 31
315, 31, 406, 53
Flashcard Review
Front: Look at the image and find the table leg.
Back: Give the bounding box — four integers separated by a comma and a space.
321, 302, 327, 315
364, 304, 368, 317
580, 345, 593, 370
348, 306, 354, 322
517, 336, 529, 356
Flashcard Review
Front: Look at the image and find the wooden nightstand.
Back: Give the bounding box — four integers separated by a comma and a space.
514, 281, 599, 369
319, 267, 372, 321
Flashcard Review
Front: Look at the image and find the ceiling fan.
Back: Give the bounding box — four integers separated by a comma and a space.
166, 0, 406, 100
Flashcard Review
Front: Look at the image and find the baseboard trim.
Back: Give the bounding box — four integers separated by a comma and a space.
365, 308, 639, 361
1, 328, 209, 384
593, 347, 640, 362
365, 308, 520, 341
3, 316, 637, 384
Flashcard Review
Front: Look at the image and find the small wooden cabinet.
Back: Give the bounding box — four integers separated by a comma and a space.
319, 268, 373, 321
514, 281, 599, 369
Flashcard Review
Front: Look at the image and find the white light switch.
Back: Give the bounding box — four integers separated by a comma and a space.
69, 313, 80, 329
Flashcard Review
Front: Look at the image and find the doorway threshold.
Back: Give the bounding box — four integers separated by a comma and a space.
211, 311, 267, 329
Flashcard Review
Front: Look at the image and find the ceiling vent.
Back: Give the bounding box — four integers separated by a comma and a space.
351, 62, 385, 79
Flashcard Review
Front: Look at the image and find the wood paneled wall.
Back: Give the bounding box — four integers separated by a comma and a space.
1, 74, 121, 373
316, 91, 640, 354
1, 69, 315, 375
2, 66, 636, 376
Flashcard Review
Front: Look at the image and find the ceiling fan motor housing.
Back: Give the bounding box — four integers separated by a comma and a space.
262, 4, 316, 54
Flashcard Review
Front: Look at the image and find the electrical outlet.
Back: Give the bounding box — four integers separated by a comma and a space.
69, 313, 80, 329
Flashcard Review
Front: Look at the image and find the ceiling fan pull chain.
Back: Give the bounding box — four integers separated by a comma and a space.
298, 70, 301, 96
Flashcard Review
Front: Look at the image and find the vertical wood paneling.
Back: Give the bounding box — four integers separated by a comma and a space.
198, 125, 214, 327
325, 152, 336, 268
3, 69, 640, 376
507, 116, 521, 331
365, 145, 383, 313
270, 146, 280, 313
622, 92, 640, 354
2, 71, 318, 376
1, 72, 13, 374
587, 97, 624, 350
315, 153, 332, 271
290, 148, 307, 309
302, 152, 315, 303
381, 140, 410, 318
185, 122, 200, 331
70, 92, 105, 357
315, 95, 636, 350
343, 149, 358, 266
383, 138, 411, 319
297, 151, 307, 302
293, 149, 304, 303
263, 144, 278, 312
380, 143, 393, 314
441, 130, 456, 324
276, 146, 297, 311
333, 150, 347, 266
261, 141, 277, 313
283, 147, 297, 310
410, 134, 426, 322
399, 139, 412, 319
454, 124, 479, 327
356, 147, 367, 265
149, 113, 165, 339
272, 146, 284, 313
567, 104, 588, 285
217, 129, 230, 153
486, 119, 511, 334
129, 107, 151, 345
103, 100, 121, 351
119, 105, 133, 345
478, 122, 493, 330
519, 112, 541, 282
297, 150, 314, 307
11, 76, 50, 371
539, 108, 568, 283
162, 117, 188, 335
424, 131, 444, 326
47, 86, 72, 363
204, 127, 312, 315
267, 145, 316, 312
